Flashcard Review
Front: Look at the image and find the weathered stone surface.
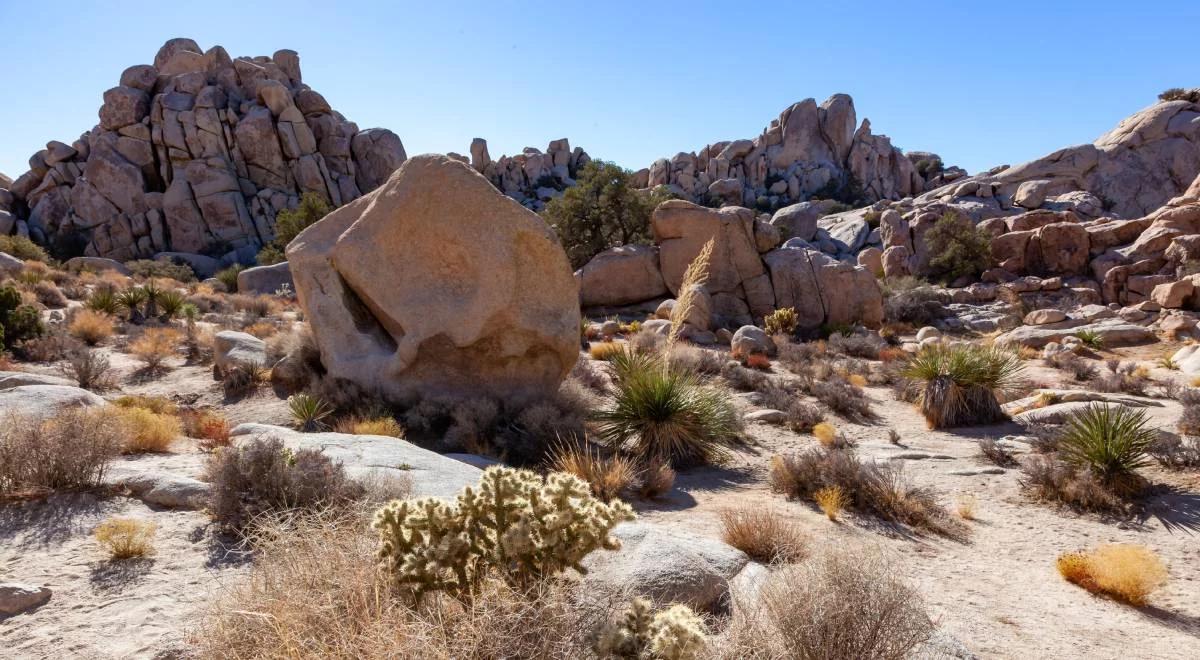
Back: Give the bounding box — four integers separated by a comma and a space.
882, 245, 911, 278
0, 252, 24, 276
1023, 309, 1067, 325
995, 320, 1156, 348
231, 423, 482, 499
236, 261, 293, 295
763, 247, 882, 330
1151, 279, 1194, 308
213, 330, 267, 376
857, 246, 883, 276
576, 245, 668, 307
731, 325, 777, 358
289, 154, 579, 406
106, 468, 210, 509
0, 583, 52, 617
0, 371, 76, 390
64, 256, 131, 275
0, 385, 106, 421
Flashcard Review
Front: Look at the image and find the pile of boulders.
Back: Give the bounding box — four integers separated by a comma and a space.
457, 137, 591, 211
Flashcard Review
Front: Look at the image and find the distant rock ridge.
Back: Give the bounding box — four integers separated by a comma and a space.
0, 38, 406, 262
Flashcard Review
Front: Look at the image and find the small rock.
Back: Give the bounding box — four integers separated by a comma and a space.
916, 326, 941, 342
0, 583, 52, 616
1024, 309, 1067, 325
731, 325, 776, 358
744, 409, 786, 424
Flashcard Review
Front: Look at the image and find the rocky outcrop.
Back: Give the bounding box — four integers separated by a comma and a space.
0, 385, 106, 420
236, 261, 293, 295
645, 94, 953, 210
2, 38, 405, 262
576, 245, 668, 307
288, 154, 580, 406
464, 137, 590, 211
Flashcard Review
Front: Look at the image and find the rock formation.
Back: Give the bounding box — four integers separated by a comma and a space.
0, 38, 406, 264
460, 138, 591, 211
288, 154, 580, 405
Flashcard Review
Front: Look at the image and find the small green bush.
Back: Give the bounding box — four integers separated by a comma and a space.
0, 285, 45, 349
257, 192, 332, 265
1159, 87, 1200, 103
901, 343, 1024, 428
215, 264, 245, 292
0, 235, 50, 262
924, 213, 991, 284
1058, 404, 1155, 495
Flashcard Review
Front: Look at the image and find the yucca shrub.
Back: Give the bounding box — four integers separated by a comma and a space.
85, 286, 121, 315
901, 343, 1024, 428
289, 393, 335, 432
1058, 404, 1154, 496
116, 286, 149, 323
594, 350, 740, 467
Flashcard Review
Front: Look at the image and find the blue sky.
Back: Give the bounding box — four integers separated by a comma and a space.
1, 1, 1197, 180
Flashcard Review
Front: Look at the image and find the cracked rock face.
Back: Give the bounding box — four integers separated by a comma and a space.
288, 154, 580, 406
2, 38, 405, 262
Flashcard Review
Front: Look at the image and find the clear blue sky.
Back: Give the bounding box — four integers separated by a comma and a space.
1, 1, 1197, 180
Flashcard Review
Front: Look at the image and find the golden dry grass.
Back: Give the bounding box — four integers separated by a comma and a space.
68, 309, 116, 346
588, 341, 625, 361
1057, 544, 1168, 606
955, 494, 978, 520
814, 485, 848, 521
113, 406, 181, 453
813, 422, 838, 447
548, 443, 639, 502
129, 327, 183, 370
114, 395, 179, 415
94, 516, 157, 559
336, 417, 405, 438
243, 321, 279, 339
719, 506, 807, 563
181, 408, 232, 449
847, 373, 868, 387
670, 238, 714, 344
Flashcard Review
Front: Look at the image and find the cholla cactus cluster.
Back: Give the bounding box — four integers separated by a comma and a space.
372, 465, 635, 598
596, 597, 707, 660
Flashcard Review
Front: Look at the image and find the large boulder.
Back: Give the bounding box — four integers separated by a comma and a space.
763, 247, 883, 330
288, 154, 580, 406
994, 319, 1156, 349
237, 261, 294, 295
0, 385, 106, 421
213, 330, 267, 376
576, 245, 668, 307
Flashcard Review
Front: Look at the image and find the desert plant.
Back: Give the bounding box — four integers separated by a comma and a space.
719, 506, 806, 563
596, 597, 707, 660
85, 286, 121, 314
373, 465, 635, 598
0, 285, 45, 349
258, 192, 332, 264
901, 343, 1024, 428
1057, 404, 1154, 495
115, 286, 149, 323
337, 416, 404, 438
1074, 329, 1104, 350
289, 393, 335, 431
61, 348, 116, 391
0, 234, 51, 261
637, 457, 676, 499
114, 405, 182, 453
807, 377, 874, 421
813, 485, 848, 520
827, 332, 885, 359
812, 422, 838, 447
924, 212, 991, 283
1159, 87, 1200, 103
763, 307, 799, 337
590, 341, 626, 361
955, 494, 978, 520
215, 264, 245, 292
548, 441, 639, 502
181, 408, 232, 450
1019, 454, 1126, 513
669, 239, 714, 344
666, 344, 724, 377
0, 408, 123, 496
68, 309, 115, 346
156, 289, 187, 320
881, 278, 945, 326
222, 361, 269, 398
129, 327, 182, 371
94, 517, 157, 559
978, 437, 1019, 467
206, 435, 364, 532
32, 280, 67, 308
594, 350, 740, 467
1057, 544, 1168, 606
125, 258, 196, 282
1149, 433, 1200, 469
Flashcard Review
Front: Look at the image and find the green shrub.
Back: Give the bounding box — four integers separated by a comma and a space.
0, 235, 50, 262
1074, 329, 1104, 350
125, 258, 197, 282
542, 160, 665, 270
115, 287, 149, 323
85, 286, 121, 314
0, 285, 45, 349
594, 350, 740, 467
1159, 87, 1200, 103
924, 213, 991, 284
1058, 404, 1155, 495
256, 192, 332, 265
373, 465, 635, 598
288, 393, 334, 432
763, 307, 799, 336
214, 264, 244, 292
901, 343, 1024, 428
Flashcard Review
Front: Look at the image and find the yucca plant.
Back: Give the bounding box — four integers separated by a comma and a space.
1074, 329, 1104, 350
116, 287, 149, 324
288, 393, 334, 432
1058, 404, 1155, 496
901, 343, 1024, 428
141, 281, 166, 319
86, 286, 121, 315
594, 350, 739, 467
156, 290, 187, 320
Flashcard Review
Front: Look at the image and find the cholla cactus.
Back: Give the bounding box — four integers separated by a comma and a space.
373, 466, 635, 598
597, 597, 707, 660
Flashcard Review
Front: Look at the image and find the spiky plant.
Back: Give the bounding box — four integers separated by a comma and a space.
288, 393, 334, 432
763, 307, 799, 337
1058, 404, 1155, 495
594, 350, 739, 467
596, 597, 707, 660
901, 343, 1024, 428
1074, 329, 1105, 350
86, 286, 121, 315
669, 239, 714, 344
116, 287, 149, 324
156, 290, 187, 320
141, 281, 166, 319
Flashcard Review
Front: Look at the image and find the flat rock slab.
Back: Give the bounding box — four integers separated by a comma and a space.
230, 423, 482, 499
1010, 398, 1154, 425
0, 385, 105, 420
105, 467, 211, 509
1005, 390, 1162, 418
744, 409, 785, 424
0, 583, 52, 617
995, 320, 1156, 348
0, 371, 76, 390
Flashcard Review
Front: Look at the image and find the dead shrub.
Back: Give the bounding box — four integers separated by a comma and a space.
0, 408, 123, 496
827, 332, 885, 359
94, 516, 157, 559
808, 377, 874, 421
205, 435, 365, 532
755, 382, 824, 433
1057, 544, 1168, 606
181, 408, 233, 450
242, 320, 278, 339
129, 327, 182, 371
978, 437, 1019, 467
719, 506, 807, 563
1046, 352, 1097, 381
1149, 433, 1200, 469
61, 347, 116, 391
667, 343, 724, 377
33, 280, 68, 308
570, 357, 611, 394
637, 456, 676, 499
1019, 454, 1127, 513
335, 416, 405, 438
222, 362, 270, 398
721, 360, 768, 392
68, 309, 115, 346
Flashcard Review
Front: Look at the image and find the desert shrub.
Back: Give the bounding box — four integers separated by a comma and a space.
289, 393, 335, 432
115, 286, 149, 322
0, 235, 50, 262
769, 447, 966, 539
0, 408, 123, 496
827, 332, 884, 359
756, 383, 824, 433
206, 435, 364, 532
666, 344, 724, 377
181, 408, 232, 450
924, 212, 991, 283
955, 494, 978, 520
256, 192, 332, 265
978, 437, 1019, 467
94, 517, 157, 559
628, 327, 666, 354
1045, 351, 1097, 381
548, 441, 639, 502
1057, 544, 1168, 606
125, 258, 196, 282
242, 320, 277, 339
637, 457, 676, 499
1177, 388, 1200, 436
156, 289, 187, 319
68, 309, 115, 345
720, 548, 934, 660
215, 264, 245, 292
230, 293, 277, 318
814, 485, 848, 520
721, 360, 768, 392
542, 161, 663, 269
808, 377, 874, 421
590, 341, 626, 361
336, 416, 404, 438
763, 307, 799, 336
1019, 454, 1126, 513
720, 506, 806, 563
880, 276, 945, 326
1074, 329, 1104, 350
113, 394, 178, 415
129, 327, 182, 371
1149, 433, 1200, 469
222, 361, 269, 398
1159, 87, 1200, 103
32, 280, 67, 308
596, 597, 708, 659
0, 284, 45, 349
374, 466, 635, 598
85, 286, 121, 315
812, 421, 838, 447
61, 347, 116, 391
114, 406, 181, 453
901, 343, 1024, 428
1057, 404, 1153, 496
594, 350, 740, 467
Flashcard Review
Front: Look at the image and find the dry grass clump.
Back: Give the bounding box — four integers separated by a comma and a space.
1045, 351, 1097, 381
589, 340, 626, 361
68, 309, 116, 345
667, 343, 724, 376
1092, 360, 1150, 396
719, 548, 934, 659
548, 442, 640, 502
205, 435, 365, 532
1019, 455, 1127, 513
242, 320, 278, 339
0, 408, 123, 496
32, 280, 68, 308
222, 362, 270, 398
901, 343, 1024, 428
719, 506, 807, 564
807, 377, 874, 421
129, 327, 182, 371
113, 405, 182, 453
61, 347, 116, 391
181, 408, 233, 450
978, 437, 1019, 467
94, 516, 157, 559
637, 457, 676, 499
1175, 387, 1200, 436
669, 238, 714, 343
813, 485, 848, 521
955, 494, 978, 520
193, 510, 607, 659
827, 332, 885, 359
114, 394, 179, 415
812, 422, 838, 447
769, 447, 967, 540
335, 416, 405, 438
1057, 544, 1168, 606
